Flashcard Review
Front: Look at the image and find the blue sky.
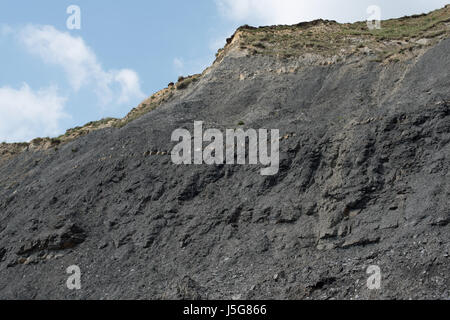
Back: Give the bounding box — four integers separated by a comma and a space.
0, 0, 448, 142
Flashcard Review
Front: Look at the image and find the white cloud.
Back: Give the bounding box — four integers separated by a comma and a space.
18, 25, 144, 106
209, 37, 227, 53
173, 57, 184, 70
215, 0, 450, 25
114, 69, 144, 104
216, 0, 322, 25
1, 24, 13, 36
0, 84, 68, 142
173, 56, 212, 76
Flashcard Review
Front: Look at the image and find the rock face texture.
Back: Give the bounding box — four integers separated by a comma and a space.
0, 9, 449, 300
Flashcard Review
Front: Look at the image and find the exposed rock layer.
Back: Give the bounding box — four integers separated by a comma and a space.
0, 9, 449, 299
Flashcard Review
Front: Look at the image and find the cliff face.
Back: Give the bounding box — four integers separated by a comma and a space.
0, 7, 449, 299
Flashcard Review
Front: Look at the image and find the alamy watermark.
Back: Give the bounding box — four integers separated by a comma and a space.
66, 5, 81, 30
366, 265, 381, 290
66, 265, 81, 290
367, 5, 381, 30
171, 121, 279, 176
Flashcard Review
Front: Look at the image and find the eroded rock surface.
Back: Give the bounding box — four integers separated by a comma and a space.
0, 12, 449, 300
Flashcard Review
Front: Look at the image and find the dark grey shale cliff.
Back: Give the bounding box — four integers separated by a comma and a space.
0, 35, 449, 300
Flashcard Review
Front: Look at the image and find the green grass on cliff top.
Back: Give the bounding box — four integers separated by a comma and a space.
234, 5, 450, 58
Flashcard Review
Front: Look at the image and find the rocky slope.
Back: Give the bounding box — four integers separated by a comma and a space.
0, 7, 449, 299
